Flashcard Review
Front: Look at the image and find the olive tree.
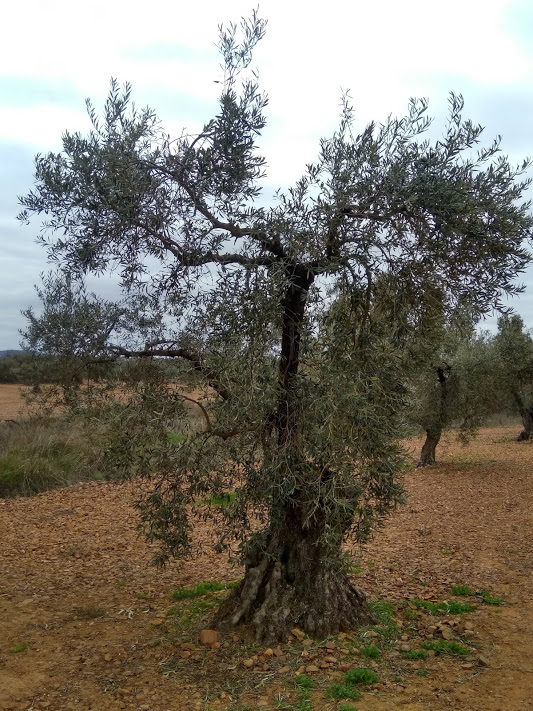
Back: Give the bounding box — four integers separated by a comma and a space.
19, 15, 533, 640
21, 271, 127, 401
492, 314, 533, 440
412, 326, 496, 466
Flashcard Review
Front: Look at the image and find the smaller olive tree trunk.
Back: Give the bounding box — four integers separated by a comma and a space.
417, 365, 449, 467
517, 405, 533, 441
418, 425, 442, 466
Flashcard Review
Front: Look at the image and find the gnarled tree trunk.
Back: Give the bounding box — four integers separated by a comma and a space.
214, 502, 374, 641
418, 364, 449, 467
517, 406, 533, 441
417, 426, 442, 466
215, 268, 374, 640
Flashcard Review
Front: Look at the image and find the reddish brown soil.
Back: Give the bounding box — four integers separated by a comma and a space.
1, 393, 532, 710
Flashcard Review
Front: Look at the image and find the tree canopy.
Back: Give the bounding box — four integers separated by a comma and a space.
19, 14, 533, 640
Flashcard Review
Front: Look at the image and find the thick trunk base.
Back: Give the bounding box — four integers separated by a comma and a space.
214, 520, 374, 642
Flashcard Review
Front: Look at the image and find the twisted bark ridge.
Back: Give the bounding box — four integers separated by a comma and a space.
214, 510, 374, 641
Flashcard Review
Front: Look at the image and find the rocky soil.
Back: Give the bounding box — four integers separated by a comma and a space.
0, 413, 532, 710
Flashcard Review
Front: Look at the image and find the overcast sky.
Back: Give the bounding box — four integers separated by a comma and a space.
1, 0, 533, 349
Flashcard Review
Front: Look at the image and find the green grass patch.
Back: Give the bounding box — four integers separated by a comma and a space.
292, 675, 316, 690
344, 668, 379, 685
402, 649, 429, 660
325, 684, 361, 701
172, 580, 238, 600
202, 491, 237, 507
411, 599, 476, 615
478, 590, 503, 605
338, 705, 358, 711
368, 600, 394, 625
423, 640, 469, 656
450, 585, 475, 596
450, 585, 503, 605
361, 644, 381, 659
415, 669, 428, 677
10, 642, 28, 653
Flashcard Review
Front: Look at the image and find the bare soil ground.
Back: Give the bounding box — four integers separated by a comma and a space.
0, 385, 32, 421
1, 386, 532, 711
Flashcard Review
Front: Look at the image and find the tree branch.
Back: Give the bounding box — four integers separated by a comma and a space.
138, 158, 287, 259
109, 345, 231, 401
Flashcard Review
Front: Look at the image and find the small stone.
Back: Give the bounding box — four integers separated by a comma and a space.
139, 705, 150, 711
278, 665, 291, 673
181, 643, 196, 650
400, 644, 411, 652
441, 627, 454, 640
302, 639, 313, 648
179, 651, 191, 659
340, 648, 350, 655
305, 664, 319, 673
104, 653, 113, 662
291, 628, 305, 641
323, 656, 337, 664
464, 621, 474, 631
364, 630, 378, 638
477, 655, 490, 667
264, 648, 274, 657
295, 666, 305, 675
337, 632, 348, 641
273, 646, 284, 657
339, 663, 351, 672
242, 658, 254, 668
199, 629, 219, 646
325, 641, 336, 650
211, 641, 221, 650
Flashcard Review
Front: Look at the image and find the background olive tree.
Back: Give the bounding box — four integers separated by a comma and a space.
490, 314, 533, 440
410, 322, 496, 466
19, 14, 533, 640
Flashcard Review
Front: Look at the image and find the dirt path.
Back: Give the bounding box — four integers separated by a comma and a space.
0, 427, 532, 711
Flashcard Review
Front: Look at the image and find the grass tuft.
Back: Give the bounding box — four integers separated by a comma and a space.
172, 580, 238, 600
292, 675, 316, 690
361, 644, 381, 659
411, 599, 476, 615
325, 684, 361, 701
344, 667, 379, 685
402, 649, 429, 660
423, 640, 469, 656
450, 585, 474, 596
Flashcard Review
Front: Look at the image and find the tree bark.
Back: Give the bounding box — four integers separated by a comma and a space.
215, 267, 375, 640
417, 364, 448, 467
517, 406, 533, 441
417, 426, 442, 466
214, 503, 374, 641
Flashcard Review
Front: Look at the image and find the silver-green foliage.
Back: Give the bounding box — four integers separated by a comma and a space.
18, 14, 533, 565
